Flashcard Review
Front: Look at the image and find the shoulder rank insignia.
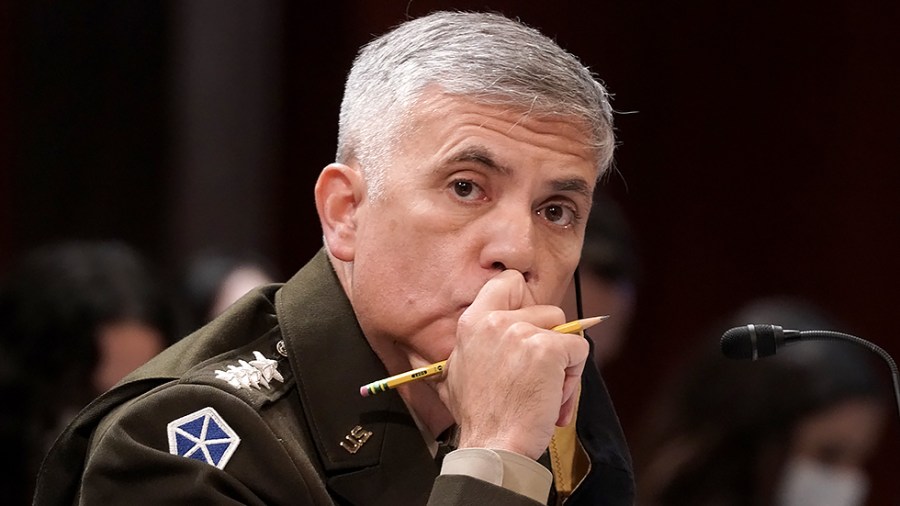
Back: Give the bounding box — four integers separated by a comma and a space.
167, 406, 240, 469
214, 350, 285, 390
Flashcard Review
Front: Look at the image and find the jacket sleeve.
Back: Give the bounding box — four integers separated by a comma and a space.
76, 383, 328, 505
428, 475, 546, 506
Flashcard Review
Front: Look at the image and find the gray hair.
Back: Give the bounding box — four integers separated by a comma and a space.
337, 11, 615, 199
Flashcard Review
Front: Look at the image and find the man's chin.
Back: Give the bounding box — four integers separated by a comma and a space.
412, 331, 458, 365
405, 350, 436, 370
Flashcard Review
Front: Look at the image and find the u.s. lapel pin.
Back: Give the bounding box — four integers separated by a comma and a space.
340, 425, 373, 454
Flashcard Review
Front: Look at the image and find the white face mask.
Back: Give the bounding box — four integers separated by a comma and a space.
777, 458, 869, 506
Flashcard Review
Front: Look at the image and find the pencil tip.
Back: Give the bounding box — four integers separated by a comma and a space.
581, 315, 611, 329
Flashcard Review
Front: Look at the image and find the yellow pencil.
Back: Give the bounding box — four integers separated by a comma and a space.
359, 315, 609, 397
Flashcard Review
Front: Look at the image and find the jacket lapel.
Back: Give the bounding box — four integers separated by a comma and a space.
277, 250, 438, 505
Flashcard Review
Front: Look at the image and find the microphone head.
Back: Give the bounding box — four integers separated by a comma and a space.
721, 324, 783, 360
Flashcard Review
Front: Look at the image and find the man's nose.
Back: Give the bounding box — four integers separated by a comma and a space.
479, 205, 536, 280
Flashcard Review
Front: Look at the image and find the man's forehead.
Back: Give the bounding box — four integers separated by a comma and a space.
406, 91, 601, 160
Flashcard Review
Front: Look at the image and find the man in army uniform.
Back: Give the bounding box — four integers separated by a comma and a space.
34, 11, 633, 505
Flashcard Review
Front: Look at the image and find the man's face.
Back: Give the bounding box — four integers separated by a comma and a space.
347, 91, 600, 363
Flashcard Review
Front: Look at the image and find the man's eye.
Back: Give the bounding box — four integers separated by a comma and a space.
537, 204, 578, 227
451, 180, 483, 201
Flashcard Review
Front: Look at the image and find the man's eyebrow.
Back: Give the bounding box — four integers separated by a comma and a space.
552, 178, 593, 203
445, 145, 512, 175
445, 145, 593, 201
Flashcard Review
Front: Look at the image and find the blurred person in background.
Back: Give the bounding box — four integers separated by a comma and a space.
0, 240, 181, 504
633, 297, 888, 506
181, 249, 276, 331
562, 191, 640, 368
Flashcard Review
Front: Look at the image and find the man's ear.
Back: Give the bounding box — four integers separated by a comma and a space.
315, 163, 365, 262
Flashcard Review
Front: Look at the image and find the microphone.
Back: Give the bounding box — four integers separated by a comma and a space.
721, 324, 900, 421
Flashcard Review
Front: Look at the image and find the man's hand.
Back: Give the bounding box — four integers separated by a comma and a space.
441, 270, 590, 460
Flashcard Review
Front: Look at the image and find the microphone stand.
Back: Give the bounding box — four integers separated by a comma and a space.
794, 330, 900, 422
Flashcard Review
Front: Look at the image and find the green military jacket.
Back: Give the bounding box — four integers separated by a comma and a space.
33, 250, 633, 505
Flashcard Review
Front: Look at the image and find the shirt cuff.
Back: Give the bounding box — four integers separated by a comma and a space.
440, 448, 553, 503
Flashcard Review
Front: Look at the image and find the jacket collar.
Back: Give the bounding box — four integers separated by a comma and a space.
276, 250, 438, 504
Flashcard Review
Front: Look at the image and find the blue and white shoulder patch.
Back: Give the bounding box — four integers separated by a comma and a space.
167, 406, 240, 469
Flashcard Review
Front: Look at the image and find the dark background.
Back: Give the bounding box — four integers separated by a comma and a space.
2, 1, 898, 503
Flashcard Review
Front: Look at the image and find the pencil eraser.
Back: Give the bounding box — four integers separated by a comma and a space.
359, 386, 369, 397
